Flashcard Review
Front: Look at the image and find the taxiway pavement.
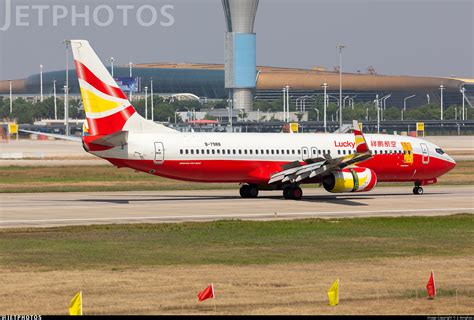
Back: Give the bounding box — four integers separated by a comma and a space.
1, 185, 473, 228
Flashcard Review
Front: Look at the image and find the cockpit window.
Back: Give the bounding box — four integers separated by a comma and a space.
435, 148, 445, 155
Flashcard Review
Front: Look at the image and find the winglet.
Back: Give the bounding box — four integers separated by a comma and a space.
353, 120, 369, 153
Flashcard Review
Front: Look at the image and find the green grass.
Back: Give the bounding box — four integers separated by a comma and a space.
1, 215, 472, 270
0, 165, 236, 193
0, 161, 472, 193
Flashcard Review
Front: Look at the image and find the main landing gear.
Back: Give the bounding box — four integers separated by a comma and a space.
240, 184, 259, 198
283, 185, 303, 200
413, 182, 424, 195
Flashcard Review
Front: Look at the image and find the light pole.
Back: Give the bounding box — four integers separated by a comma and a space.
375, 94, 380, 133
343, 96, 350, 108
282, 87, 286, 122
322, 83, 328, 132
62, 40, 70, 136
379, 94, 391, 120
286, 85, 290, 122
109, 57, 115, 77
336, 44, 346, 132
53, 80, 58, 120
314, 108, 320, 122
40, 64, 44, 102
227, 90, 233, 131
63, 86, 69, 135
440, 84, 444, 121
144, 86, 148, 120
9, 80, 12, 113
403, 95, 416, 121
150, 79, 154, 121
403, 95, 416, 111
348, 95, 357, 110
461, 87, 466, 121
129, 61, 133, 100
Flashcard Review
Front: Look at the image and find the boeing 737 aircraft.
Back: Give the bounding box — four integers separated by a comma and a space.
23, 40, 456, 200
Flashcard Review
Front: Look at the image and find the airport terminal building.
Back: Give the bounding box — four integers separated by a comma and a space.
1, 63, 473, 109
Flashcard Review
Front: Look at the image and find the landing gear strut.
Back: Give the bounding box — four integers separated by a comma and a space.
240, 184, 259, 198
413, 182, 424, 195
283, 186, 303, 200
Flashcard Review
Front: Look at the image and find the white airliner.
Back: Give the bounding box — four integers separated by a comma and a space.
22, 40, 456, 199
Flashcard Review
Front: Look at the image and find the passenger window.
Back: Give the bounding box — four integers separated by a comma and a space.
343, 150, 346, 155
255, 150, 259, 155
244, 150, 248, 155
297, 150, 301, 155
217, 149, 220, 154
338, 150, 341, 155
249, 150, 253, 155
238, 150, 242, 155
271, 150, 275, 155
292, 150, 295, 155
281, 150, 285, 154
191, 150, 194, 155
233, 150, 236, 154
266, 150, 270, 154
211, 150, 215, 154
180, 150, 183, 155
276, 150, 279, 155
196, 150, 200, 155
261, 150, 265, 154
228, 149, 231, 154
206, 150, 210, 155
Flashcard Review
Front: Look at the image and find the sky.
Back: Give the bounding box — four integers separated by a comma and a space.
0, 0, 473, 80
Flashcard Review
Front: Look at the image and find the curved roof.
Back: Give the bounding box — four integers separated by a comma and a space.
0, 63, 471, 95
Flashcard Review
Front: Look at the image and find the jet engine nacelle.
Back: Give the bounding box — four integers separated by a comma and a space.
323, 167, 377, 193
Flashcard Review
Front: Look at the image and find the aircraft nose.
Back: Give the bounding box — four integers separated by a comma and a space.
445, 156, 456, 172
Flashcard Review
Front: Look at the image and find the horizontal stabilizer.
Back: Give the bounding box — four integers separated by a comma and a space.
88, 131, 128, 147
19, 129, 82, 142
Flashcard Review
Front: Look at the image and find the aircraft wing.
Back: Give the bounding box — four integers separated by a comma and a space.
20, 129, 82, 142
268, 121, 372, 185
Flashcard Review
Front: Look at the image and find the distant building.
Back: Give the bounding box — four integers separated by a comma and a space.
1, 63, 473, 109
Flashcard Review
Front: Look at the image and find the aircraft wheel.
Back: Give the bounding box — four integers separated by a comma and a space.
283, 186, 303, 200
413, 186, 424, 195
291, 187, 303, 200
247, 185, 259, 198
240, 185, 250, 198
283, 187, 292, 199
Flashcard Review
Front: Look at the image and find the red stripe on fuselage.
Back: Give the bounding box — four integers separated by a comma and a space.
75, 60, 128, 99
103, 153, 455, 185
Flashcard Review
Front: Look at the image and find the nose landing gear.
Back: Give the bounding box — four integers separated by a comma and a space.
413, 181, 424, 195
